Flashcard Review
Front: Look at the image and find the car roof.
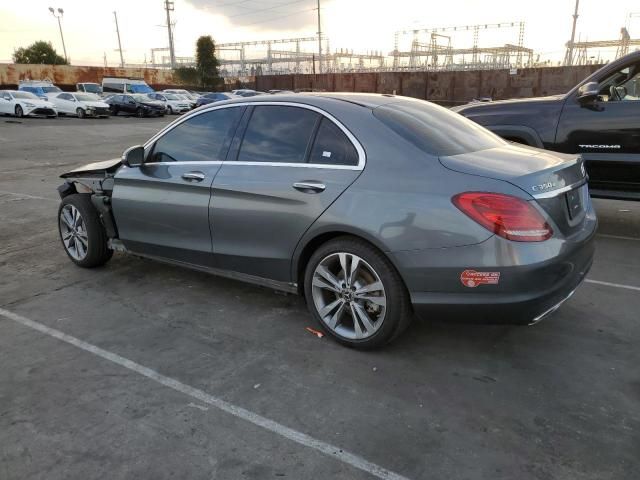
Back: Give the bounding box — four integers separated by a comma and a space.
210, 92, 410, 110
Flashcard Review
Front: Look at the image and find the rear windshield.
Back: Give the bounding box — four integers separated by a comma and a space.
373, 100, 505, 156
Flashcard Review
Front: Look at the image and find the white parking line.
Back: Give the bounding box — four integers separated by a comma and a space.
597, 234, 640, 242
0, 307, 410, 480
0, 190, 58, 202
585, 279, 640, 292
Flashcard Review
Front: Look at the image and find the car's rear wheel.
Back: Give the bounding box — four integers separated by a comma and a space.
110, 106, 118, 116
76, 107, 85, 118
136, 107, 145, 118
304, 237, 412, 349
58, 194, 113, 268
15, 105, 23, 118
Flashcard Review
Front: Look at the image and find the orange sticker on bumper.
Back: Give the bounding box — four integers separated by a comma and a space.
461, 270, 500, 288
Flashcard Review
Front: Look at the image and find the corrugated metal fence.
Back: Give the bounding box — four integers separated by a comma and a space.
256, 65, 603, 105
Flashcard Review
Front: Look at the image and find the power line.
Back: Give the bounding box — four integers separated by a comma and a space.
241, 7, 315, 26
228, 0, 311, 19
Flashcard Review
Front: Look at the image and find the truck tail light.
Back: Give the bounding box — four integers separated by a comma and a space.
452, 192, 552, 242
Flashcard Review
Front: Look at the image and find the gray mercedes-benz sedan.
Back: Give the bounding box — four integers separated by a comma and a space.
57, 93, 597, 348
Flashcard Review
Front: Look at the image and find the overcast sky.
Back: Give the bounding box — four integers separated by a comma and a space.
1, 0, 639, 66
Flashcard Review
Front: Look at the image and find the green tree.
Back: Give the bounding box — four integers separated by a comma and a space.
13, 41, 68, 65
195, 36, 221, 89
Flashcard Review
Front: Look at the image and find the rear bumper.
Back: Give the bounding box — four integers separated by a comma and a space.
391, 216, 597, 325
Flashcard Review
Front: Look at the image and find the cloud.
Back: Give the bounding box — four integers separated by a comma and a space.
185, 0, 317, 32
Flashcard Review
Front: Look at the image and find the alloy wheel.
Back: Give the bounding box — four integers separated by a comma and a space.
59, 204, 89, 261
311, 252, 386, 340
15, 105, 23, 118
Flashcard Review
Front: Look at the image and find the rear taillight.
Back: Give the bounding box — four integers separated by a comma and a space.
452, 192, 552, 242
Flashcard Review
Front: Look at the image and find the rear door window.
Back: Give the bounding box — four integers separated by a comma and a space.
150, 107, 244, 163
237, 105, 319, 163
308, 118, 359, 166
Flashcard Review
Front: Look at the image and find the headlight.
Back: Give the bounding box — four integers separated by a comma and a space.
24, 102, 36, 107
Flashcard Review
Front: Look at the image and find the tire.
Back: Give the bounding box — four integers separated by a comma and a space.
166, 106, 173, 115
110, 106, 118, 116
304, 236, 412, 349
58, 194, 113, 268
76, 107, 85, 118
15, 105, 23, 118
136, 108, 145, 118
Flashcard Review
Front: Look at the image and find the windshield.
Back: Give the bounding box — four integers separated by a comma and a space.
13, 91, 39, 99
164, 94, 181, 100
42, 86, 62, 93
373, 99, 505, 156
76, 93, 101, 102
132, 94, 154, 102
129, 84, 154, 94
82, 84, 102, 94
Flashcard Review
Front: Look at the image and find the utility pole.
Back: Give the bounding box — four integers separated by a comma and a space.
164, 0, 176, 68
48, 7, 68, 63
564, 0, 580, 66
316, 0, 322, 73
113, 11, 125, 67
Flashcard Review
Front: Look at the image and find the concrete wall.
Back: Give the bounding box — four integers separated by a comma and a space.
256, 65, 604, 104
0, 63, 255, 91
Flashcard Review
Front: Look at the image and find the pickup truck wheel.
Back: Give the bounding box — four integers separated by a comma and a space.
58, 194, 113, 268
76, 107, 85, 118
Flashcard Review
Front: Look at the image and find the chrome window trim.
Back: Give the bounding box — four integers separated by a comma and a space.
142, 101, 366, 171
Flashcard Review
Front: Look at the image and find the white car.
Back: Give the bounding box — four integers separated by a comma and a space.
0, 90, 57, 118
51, 92, 110, 118
146, 93, 191, 114
162, 89, 199, 102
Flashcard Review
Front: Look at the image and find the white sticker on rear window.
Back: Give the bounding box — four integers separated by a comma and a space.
322, 151, 332, 158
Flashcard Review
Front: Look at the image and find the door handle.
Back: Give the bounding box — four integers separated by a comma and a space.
293, 181, 326, 193
182, 171, 205, 182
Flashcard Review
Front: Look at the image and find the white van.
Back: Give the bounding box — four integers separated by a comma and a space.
76, 83, 103, 95
18, 80, 63, 100
102, 77, 154, 94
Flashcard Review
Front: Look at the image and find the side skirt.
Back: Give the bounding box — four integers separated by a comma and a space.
108, 241, 298, 295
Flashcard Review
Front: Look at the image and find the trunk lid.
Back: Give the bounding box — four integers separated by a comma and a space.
440, 143, 589, 236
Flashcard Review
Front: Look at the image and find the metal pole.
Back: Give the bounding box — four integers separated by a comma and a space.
165, 0, 176, 68
56, 16, 68, 63
316, 0, 322, 73
565, 0, 579, 66
113, 11, 125, 67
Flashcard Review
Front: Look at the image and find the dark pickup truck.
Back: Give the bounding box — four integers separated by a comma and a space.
454, 51, 640, 200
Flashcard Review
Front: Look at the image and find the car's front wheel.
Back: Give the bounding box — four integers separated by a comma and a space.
76, 107, 85, 118
166, 106, 173, 114
15, 105, 23, 118
136, 107, 145, 118
304, 236, 412, 349
58, 194, 113, 268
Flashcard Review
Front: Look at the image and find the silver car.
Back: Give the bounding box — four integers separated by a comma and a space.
57, 94, 597, 348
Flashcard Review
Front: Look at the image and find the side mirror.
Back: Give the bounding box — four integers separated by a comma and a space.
121, 145, 145, 168
577, 82, 599, 103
